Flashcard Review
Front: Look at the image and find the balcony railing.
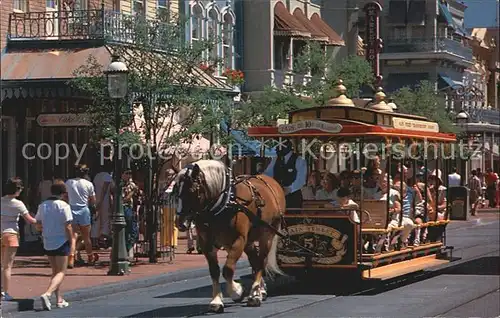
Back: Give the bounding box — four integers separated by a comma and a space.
383, 37, 473, 60
8, 9, 173, 51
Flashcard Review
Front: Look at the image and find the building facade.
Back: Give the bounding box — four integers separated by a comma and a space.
379, 0, 473, 92
456, 27, 500, 173
0, 0, 234, 217
179, 0, 238, 82
235, 0, 344, 93
468, 27, 499, 110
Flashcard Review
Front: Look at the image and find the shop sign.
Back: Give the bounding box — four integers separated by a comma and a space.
364, 1, 382, 80
36, 113, 91, 127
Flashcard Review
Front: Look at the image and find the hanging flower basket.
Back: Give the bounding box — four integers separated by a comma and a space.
222, 68, 245, 86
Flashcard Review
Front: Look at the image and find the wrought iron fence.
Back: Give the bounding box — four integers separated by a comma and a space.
8, 9, 173, 51
133, 191, 177, 262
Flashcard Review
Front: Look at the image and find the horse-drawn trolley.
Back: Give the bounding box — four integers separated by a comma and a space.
173, 81, 458, 312
247, 82, 457, 281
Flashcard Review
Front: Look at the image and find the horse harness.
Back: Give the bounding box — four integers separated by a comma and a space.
183, 165, 321, 257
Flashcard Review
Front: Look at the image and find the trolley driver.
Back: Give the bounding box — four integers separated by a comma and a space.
264, 139, 307, 208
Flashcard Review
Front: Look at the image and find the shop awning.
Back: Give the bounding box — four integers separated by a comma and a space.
220, 121, 276, 157
274, 2, 311, 37
438, 74, 463, 89
292, 9, 329, 42
1, 45, 234, 91
309, 13, 345, 46
1, 47, 111, 81
438, 2, 456, 29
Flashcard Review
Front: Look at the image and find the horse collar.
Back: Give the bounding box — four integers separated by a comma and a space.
208, 167, 234, 217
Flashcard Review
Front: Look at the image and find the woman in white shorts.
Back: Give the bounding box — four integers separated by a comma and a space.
65, 164, 96, 267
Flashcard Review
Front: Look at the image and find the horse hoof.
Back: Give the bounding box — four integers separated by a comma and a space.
232, 294, 245, 303
209, 304, 224, 313
261, 292, 268, 301
247, 297, 262, 307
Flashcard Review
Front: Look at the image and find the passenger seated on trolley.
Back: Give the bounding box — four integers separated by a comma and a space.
350, 170, 362, 202
366, 155, 383, 176
413, 181, 433, 246
392, 181, 415, 248
429, 170, 447, 221
301, 170, 321, 201
339, 170, 352, 188
325, 187, 360, 223
325, 187, 361, 238
362, 169, 382, 199
376, 176, 402, 251
315, 172, 340, 201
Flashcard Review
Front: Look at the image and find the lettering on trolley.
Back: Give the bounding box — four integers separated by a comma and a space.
278, 120, 343, 134
392, 118, 439, 133
278, 223, 349, 265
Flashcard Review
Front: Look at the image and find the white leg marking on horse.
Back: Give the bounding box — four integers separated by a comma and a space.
247, 279, 263, 307
227, 281, 244, 302
260, 279, 268, 300
209, 280, 224, 313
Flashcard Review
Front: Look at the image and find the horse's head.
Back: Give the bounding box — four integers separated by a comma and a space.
172, 160, 226, 232
173, 164, 204, 231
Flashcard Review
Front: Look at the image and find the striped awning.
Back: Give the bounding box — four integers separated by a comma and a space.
310, 13, 345, 46
292, 9, 329, 42
273, 2, 311, 37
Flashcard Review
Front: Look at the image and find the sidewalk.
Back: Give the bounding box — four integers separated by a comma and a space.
476, 207, 499, 213
7, 237, 224, 300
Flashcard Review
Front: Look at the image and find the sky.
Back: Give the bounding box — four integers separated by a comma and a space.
463, 0, 499, 28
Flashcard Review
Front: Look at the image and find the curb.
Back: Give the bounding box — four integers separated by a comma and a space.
1, 260, 250, 314
477, 208, 500, 213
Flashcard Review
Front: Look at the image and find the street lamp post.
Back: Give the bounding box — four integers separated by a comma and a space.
106, 56, 130, 276
455, 110, 469, 185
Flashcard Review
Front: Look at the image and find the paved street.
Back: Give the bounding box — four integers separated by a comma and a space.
9, 214, 500, 318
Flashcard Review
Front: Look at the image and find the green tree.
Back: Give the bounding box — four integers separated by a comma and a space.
236, 42, 374, 126
70, 9, 234, 254
392, 80, 458, 133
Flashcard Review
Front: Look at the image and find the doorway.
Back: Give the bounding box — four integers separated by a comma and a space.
1, 116, 16, 193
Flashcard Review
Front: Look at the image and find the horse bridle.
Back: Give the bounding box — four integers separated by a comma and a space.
176, 164, 234, 219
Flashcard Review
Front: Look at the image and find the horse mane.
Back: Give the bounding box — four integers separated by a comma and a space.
194, 160, 227, 199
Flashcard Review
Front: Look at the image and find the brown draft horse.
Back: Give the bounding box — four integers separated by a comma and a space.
173, 160, 286, 313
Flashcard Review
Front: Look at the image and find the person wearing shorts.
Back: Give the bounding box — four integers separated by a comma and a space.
65, 164, 96, 267
36, 180, 74, 310
1, 178, 37, 301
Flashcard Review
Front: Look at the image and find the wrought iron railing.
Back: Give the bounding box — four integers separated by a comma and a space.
384, 37, 473, 60
8, 8, 173, 50
102, 11, 172, 49
9, 9, 105, 40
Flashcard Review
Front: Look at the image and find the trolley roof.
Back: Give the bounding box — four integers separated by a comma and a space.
247, 84, 457, 143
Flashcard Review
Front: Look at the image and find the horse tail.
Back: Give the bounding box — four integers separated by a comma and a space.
265, 223, 285, 278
